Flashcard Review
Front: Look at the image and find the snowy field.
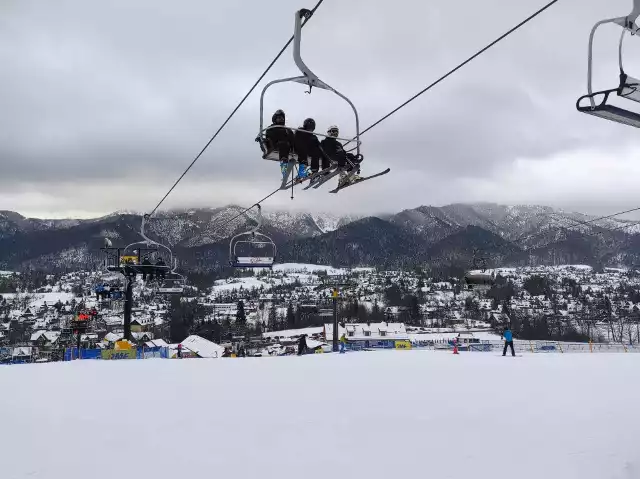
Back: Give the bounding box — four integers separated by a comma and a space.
1, 351, 639, 479
0, 291, 75, 307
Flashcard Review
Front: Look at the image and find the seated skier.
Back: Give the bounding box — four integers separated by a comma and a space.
141, 256, 153, 282
294, 118, 330, 179
264, 109, 295, 164
156, 258, 166, 280
320, 125, 363, 187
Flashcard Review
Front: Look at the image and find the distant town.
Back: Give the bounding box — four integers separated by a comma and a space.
0, 263, 639, 362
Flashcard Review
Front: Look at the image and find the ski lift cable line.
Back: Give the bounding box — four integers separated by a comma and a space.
350, 0, 561, 142
146, 0, 327, 219
204, 0, 564, 235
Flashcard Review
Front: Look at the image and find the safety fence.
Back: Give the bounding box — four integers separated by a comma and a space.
411, 339, 640, 354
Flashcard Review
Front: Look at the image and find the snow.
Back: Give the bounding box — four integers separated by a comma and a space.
0, 352, 638, 478
210, 277, 269, 293
0, 292, 75, 308
272, 263, 347, 275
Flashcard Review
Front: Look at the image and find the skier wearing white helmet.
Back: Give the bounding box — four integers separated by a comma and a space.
320, 125, 363, 186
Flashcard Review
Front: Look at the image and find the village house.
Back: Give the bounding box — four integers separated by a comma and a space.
323, 322, 410, 349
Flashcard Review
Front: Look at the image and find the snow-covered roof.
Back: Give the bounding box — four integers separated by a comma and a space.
132, 332, 153, 341
145, 339, 169, 348
104, 332, 124, 343
179, 335, 224, 358
30, 330, 60, 343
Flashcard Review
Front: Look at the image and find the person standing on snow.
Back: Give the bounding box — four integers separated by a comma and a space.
297, 334, 307, 356
502, 326, 515, 357
339, 332, 348, 353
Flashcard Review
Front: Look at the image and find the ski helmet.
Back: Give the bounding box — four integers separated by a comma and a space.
272, 109, 285, 124
327, 125, 339, 137
303, 118, 316, 131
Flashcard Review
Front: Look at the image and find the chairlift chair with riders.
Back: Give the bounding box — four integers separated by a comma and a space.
255, 8, 363, 184
229, 204, 277, 268
577, 0, 640, 128
121, 214, 173, 278
464, 252, 496, 289
156, 258, 186, 295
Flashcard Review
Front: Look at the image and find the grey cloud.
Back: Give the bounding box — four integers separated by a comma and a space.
1, 0, 640, 218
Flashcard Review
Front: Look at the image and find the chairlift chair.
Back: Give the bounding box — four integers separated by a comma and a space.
577, 0, 640, 128
156, 258, 186, 295
464, 255, 495, 288
256, 9, 362, 170
229, 205, 277, 268
122, 214, 173, 276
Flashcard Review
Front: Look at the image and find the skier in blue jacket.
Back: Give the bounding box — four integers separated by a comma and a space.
502, 326, 515, 356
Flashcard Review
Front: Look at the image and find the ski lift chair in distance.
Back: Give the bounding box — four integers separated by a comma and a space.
229, 204, 277, 268
464, 255, 495, 289
121, 214, 173, 278
156, 258, 186, 295
577, 0, 640, 128
255, 8, 363, 185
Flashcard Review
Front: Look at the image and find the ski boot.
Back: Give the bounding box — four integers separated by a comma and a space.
296, 163, 309, 181
280, 161, 289, 180
349, 168, 363, 184
337, 172, 351, 189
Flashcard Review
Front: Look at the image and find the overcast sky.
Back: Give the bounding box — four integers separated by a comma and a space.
3, 0, 640, 219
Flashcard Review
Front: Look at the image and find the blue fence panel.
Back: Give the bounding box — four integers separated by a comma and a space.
65, 348, 103, 360
139, 346, 166, 359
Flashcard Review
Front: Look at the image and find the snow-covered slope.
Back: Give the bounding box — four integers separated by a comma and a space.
1, 352, 638, 479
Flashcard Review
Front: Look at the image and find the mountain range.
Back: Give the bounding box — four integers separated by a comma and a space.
1, 202, 639, 274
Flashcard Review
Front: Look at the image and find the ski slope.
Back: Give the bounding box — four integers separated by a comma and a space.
0, 351, 639, 478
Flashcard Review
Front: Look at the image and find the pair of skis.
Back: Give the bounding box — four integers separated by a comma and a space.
279, 160, 390, 193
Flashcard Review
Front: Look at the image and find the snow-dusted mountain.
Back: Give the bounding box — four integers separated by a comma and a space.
1, 202, 640, 271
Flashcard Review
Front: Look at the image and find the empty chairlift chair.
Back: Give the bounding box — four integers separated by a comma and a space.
577, 0, 640, 128
229, 205, 277, 268
156, 258, 186, 295
464, 256, 495, 289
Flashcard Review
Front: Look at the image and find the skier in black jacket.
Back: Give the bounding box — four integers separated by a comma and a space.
320, 125, 363, 185
297, 334, 308, 356
294, 118, 330, 176
265, 109, 295, 162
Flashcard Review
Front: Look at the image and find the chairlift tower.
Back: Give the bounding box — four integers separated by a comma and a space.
100, 246, 169, 340
323, 276, 353, 352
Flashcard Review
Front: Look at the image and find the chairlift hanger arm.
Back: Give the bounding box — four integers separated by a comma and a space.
586, 1, 640, 105
140, 214, 173, 265
242, 204, 263, 235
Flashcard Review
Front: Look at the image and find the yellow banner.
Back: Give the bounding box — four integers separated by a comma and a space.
102, 349, 137, 360
395, 340, 412, 350
115, 340, 134, 350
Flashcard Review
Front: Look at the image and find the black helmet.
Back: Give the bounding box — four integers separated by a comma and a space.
303, 118, 316, 131
272, 109, 285, 124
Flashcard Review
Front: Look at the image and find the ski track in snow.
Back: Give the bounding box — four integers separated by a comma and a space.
0, 352, 639, 479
